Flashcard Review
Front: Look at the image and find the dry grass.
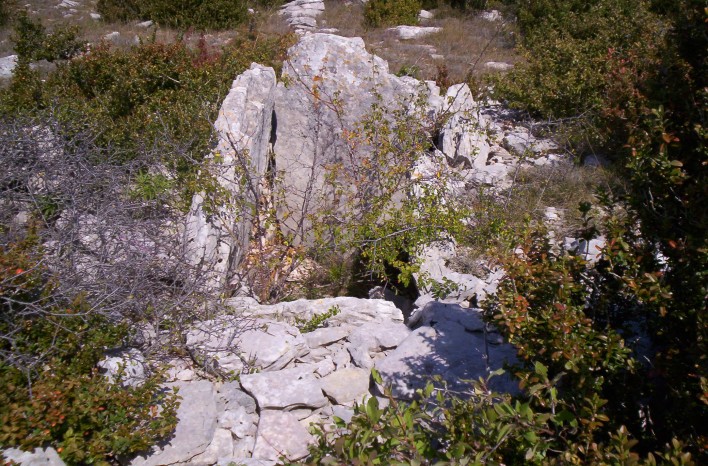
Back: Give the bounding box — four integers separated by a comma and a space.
0, 0, 289, 58
319, 2, 518, 83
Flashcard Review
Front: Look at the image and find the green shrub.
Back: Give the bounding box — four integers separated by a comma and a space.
0, 240, 179, 464
363, 0, 421, 28
1, 33, 293, 208
11, 12, 85, 64
97, 0, 282, 30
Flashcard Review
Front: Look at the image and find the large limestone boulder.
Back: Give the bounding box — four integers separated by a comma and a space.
227, 296, 404, 325
439, 84, 490, 171
240, 366, 328, 410
272, 34, 422, 243
185, 64, 277, 289
376, 302, 518, 399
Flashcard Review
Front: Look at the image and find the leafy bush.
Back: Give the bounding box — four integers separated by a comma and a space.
97, 0, 282, 30
295, 305, 341, 333
1, 31, 293, 208
0, 239, 179, 464
11, 11, 85, 64
363, 0, 421, 28
493, 0, 663, 152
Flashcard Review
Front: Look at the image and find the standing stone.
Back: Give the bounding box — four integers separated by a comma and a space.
185, 64, 277, 289
273, 34, 421, 244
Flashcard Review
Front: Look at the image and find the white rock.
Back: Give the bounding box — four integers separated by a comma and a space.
480, 10, 502, 22
131, 381, 217, 466
184, 64, 277, 290
97, 348, 146, 387
0, 55, 18, 79
103, 31, 120, 41
347, 321, 411, 369
484, 61, 513, 71
332, 405, 355, 424
231, 296, 404, 326
2, 447, 65, 466
252, 411, 314, 461
90, 13, 101, 20
388, 25, 442, 40
273, 34, 423, 243
315, 358, 335, 377
187, 317, 308, 373
376, 302, 518, 399
137, 20, 154, 28
418, 9, 434, 20
240, 367, 328, 410
321, 367, 371, 404
304, 326, 349, 348
190, 428, 234, 464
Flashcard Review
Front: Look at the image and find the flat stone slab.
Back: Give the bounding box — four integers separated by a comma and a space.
389, 25, 442, 40
240, 367, 328, 410
304, 326, 349, 348
321, 367, 371, 404
252, 411, 314, 461
131, 381, 217, 466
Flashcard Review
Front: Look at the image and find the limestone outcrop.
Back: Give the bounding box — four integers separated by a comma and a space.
184, 64, 277, 289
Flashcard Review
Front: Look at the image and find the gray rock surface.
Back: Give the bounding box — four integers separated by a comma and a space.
97, 348, 147, 387
2, 447, 65, 466
240, 367, 328, 410
347, 321, 411, 369
187, 317, 308, 373
185, 64, 277, 290
273, 34, 421, 243
321, 367, 370, 404
131, 381, 217, 466
376, 302, 518, 399
252, 411, 314, 461
0, 55, 18, 79
388, 25, 442, 40
280, 0, 324, 31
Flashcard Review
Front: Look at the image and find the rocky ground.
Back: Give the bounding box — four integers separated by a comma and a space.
1, 5, 601, 466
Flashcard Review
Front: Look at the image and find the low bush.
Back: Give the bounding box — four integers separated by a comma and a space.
11, 12, 85, 64
97, 0, 283, 30
1, 24, 293, 208
363, 0, 421, 28
0, 239, 179, 464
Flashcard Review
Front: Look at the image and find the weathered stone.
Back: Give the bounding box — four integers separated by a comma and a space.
190, 428, 234, 464
0, 55, 18, 79
415, 240, 502, 303
229, 296, 404, 326
439, 84, 491, 170
376, 303, 518, 399
187, 318, 308, 373
321, 367, 371, 404
419, 9, 434, 20
484, 61, 513, 71
2, 447, 65, 466
97, 348, 146, 387
131, 381, 217, 466
273, 34, 421, 243
480, 10, 502, 22
347, 321, 411, 369
240, 367, 328, 410
388, 25, 442, 40
304, 326, 349, 348
315, 357, 336, 377
252, 411, 314, 461
185, 64, 277, 289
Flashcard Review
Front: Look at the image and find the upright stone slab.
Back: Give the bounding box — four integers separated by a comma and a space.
273, 34, 421, 244
185, 64, 277, 289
